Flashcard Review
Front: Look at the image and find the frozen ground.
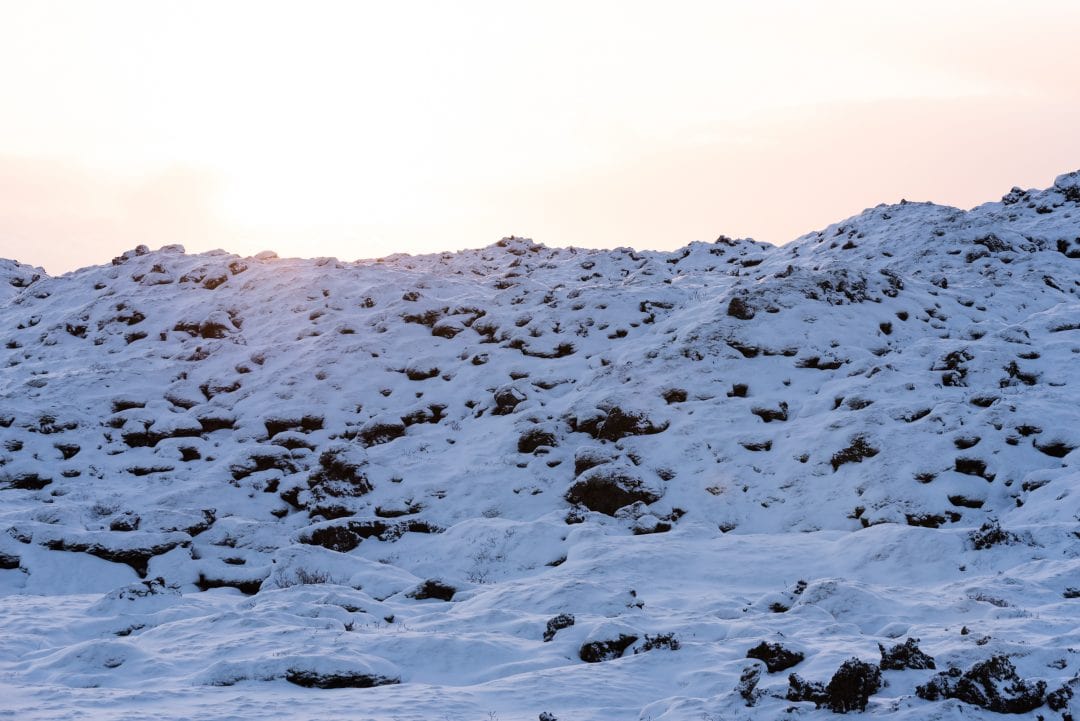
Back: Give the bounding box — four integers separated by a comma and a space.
1, 171, 1079, 720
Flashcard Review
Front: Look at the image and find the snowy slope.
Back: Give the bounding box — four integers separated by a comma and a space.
0, 172, 1078, 720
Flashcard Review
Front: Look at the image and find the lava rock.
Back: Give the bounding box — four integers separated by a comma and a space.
825, 658, 882, 713
408, 579, 456, 601
579, 634, 638, 663
787, 658, 882, 713
518, 427, 558, 454
727, 296, 755, 320
284, 670, 399, 689
308, 446, 373, 498
830, 436, 879, 471
543, 613, 575, 642
565, 465, 662, 516
358, 417, 407, 447
747, 641, 805, 673
879, 638, 935, 670
737, 664, 764, 706
571, 405, 668, 441
493, 385, 527, 415
916, 656, 1046, 714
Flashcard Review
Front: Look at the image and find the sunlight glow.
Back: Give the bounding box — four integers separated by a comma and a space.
2, 1, 1080, 272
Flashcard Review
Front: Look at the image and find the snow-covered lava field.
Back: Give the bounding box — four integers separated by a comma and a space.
1, 172, 1079, 720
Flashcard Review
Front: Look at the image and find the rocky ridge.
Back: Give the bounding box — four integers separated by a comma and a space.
0, 171, 1078, 719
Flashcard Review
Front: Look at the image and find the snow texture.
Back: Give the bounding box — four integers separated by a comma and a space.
1, 174, 1080, 719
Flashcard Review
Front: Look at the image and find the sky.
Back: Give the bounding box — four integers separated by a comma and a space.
2, 0, 1080, 274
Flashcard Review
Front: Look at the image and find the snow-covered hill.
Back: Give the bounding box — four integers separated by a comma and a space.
1, 172, 1078, 720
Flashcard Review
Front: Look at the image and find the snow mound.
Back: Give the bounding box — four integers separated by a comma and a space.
1, 174, 1079, 719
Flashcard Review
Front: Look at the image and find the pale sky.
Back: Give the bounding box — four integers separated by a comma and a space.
2, 0, 1080, 274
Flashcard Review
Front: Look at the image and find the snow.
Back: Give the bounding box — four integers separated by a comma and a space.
1, 174, 1079, 719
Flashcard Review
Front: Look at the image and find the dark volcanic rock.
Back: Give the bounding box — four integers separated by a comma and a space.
917, 656, 1046, 714
727, 296, 755, 320
1, 471, 52, 490
830, 435, 879, 471
565, 466, 661, 516
518, 427, 558, 454
879, 638, 935, 670
788, 658, 882, 713
787, 673, 828, 706
824, 658, 882, 713
284, 670, 399, 689
543, 613, 575, 642
571, 405, 668, 441
579, 634, 638, 663
308, 446, 374, 499
359, 419, 407, 447
408, 579, 457, 601
747, 641, 805, 673
44, 536, 188, 577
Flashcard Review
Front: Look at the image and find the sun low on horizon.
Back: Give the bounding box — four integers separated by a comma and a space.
2, 0, 1080, 274
4, 3, 1080, 717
